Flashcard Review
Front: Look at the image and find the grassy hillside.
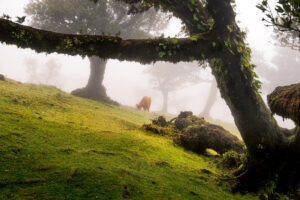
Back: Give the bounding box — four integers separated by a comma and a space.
0, 79, 257, 200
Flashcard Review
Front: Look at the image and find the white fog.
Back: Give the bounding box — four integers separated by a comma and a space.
0, 0, 298, 129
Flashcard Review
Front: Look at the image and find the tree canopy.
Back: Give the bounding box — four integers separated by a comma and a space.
25, 0, 167, 38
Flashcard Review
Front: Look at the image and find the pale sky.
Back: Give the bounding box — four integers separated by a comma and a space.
0, 0, 295, 128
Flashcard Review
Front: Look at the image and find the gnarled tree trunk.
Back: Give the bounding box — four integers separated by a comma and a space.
211, 50, 299, 193
71, 56, 118, 104
203, 0, 298, 193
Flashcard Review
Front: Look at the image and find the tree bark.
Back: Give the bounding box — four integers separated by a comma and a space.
214, 50, 300, 193
161, 90, 169, 113
86, 56, 107, 92
0, 18, 218, 64
267, 83, 300, 154
211, 55, 286, 152
200, 80, 217, 119
71, 56, 118, 104
204, 0, 298, 192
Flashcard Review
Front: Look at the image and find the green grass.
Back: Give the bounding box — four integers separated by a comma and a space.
0, 79, 257, 200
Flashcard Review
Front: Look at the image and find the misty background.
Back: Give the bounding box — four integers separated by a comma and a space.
0, 0, 298, 129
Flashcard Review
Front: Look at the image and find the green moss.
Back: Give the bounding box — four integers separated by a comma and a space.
0, 79, 257, 199
63, 38, 73, 49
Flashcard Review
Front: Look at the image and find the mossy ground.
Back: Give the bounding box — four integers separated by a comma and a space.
0, 79, 257, 200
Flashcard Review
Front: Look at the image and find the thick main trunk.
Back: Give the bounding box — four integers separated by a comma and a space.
233, 148, 300, 194
161, 91, 169, 113
210, 53, 287, 153
86, 56, 107, 92
292, 127, 300, 154
214, 53, 300, 193
201, 0, 289, 154
200, 80, 218, 119
71, 56, 117, 104
202, 0, 299, 193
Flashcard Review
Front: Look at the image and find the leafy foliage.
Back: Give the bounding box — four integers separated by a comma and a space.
25, 0, 168, 39
257, 0, 300, 50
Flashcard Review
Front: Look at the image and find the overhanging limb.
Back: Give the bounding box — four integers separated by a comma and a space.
0, 19, 219, 64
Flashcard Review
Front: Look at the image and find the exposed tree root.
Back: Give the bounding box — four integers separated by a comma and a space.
232, 149, 300, 198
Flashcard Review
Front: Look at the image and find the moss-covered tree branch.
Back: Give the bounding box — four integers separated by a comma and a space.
267, 83, 300, 125
267, 83, 300, 154
0, 19, 220, 63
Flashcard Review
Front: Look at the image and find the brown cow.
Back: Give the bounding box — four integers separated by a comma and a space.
136, 96, 151, 111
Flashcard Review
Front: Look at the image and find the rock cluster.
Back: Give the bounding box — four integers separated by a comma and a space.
144, 111, 244, 155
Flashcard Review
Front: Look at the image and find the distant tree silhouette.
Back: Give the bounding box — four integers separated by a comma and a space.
24, 57, 62, 87
145, 62, 203, 113
25, 0, 167, 103
199, 79, 218, 119
253, 47, 300, 95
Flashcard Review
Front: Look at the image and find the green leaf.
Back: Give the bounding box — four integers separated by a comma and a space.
171, 39, 178, 44
158, 51, 166, 58
226, 25, 233, 32
189, 56, 195, 61
262, 0, 268, 6
193, 14, 199, 21
190, 35, 198, 42
275, 6, 284, 13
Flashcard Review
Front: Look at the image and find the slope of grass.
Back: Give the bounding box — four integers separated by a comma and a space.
0, 79, 257, 200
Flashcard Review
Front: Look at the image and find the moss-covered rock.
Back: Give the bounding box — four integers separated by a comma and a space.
220, 150, 242, 169
143, 116, 179, 137
175, 112, 244, 154
152, 116, 168, 127
144, 111, 244, 155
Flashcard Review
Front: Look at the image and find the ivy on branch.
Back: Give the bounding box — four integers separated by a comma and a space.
0, 18, 220, 63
